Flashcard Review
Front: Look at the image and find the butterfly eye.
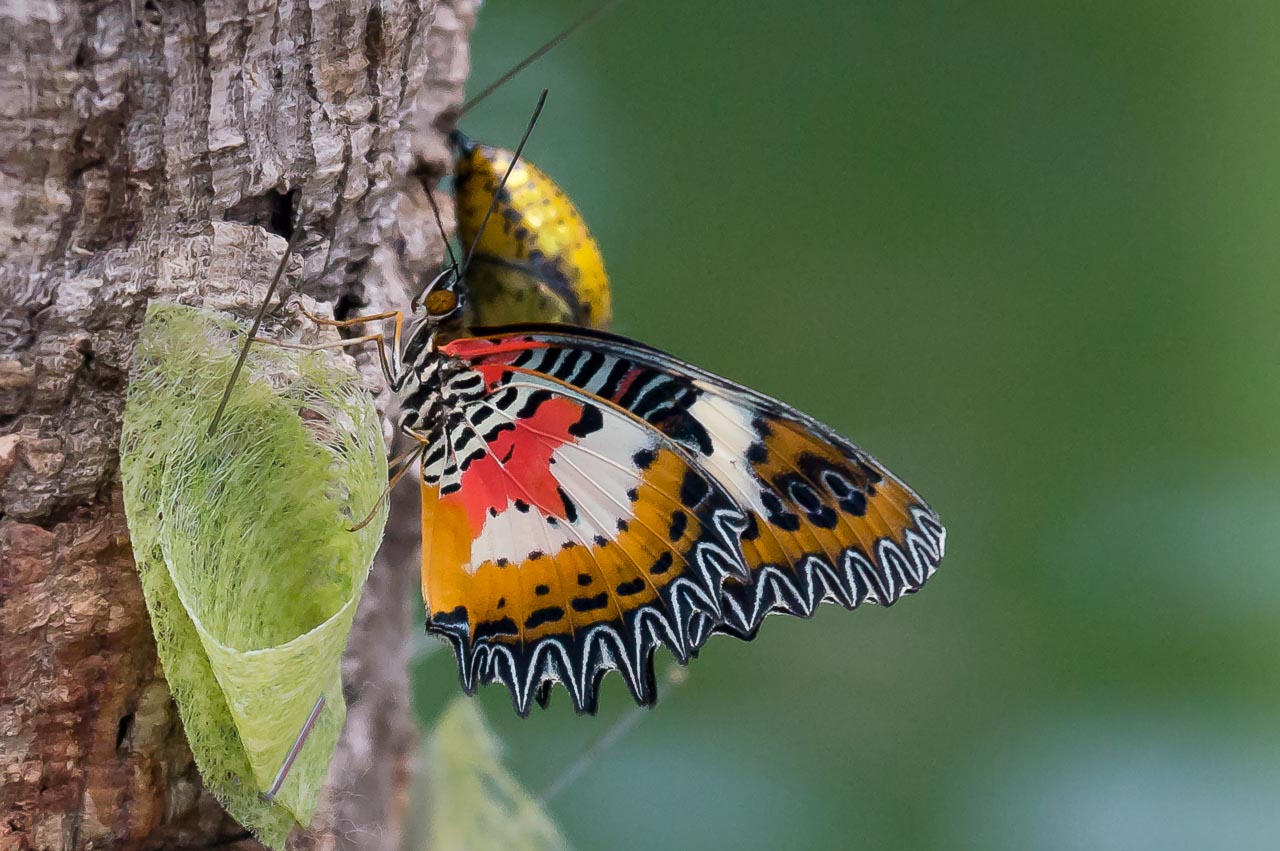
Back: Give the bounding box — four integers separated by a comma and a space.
425, 288, 460, 317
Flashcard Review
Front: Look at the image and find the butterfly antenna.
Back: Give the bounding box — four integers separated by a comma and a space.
412, 181, 461, 309
207, 201, 310, 438
458, 0, 623, 117
458, 89, 548, 283
424, 181, 459, 273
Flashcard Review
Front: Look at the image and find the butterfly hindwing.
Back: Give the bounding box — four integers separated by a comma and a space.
446, 327, 947, 644
420, 360, 750, 715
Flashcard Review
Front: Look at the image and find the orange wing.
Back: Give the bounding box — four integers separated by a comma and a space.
447, 328, 946, 646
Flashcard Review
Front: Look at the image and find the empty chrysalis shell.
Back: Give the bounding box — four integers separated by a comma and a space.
120, 303, 388, 847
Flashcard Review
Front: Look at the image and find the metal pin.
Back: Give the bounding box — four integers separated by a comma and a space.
262, 694, 326, 803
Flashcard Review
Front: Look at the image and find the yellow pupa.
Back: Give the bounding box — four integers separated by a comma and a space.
453, 129, 612, 330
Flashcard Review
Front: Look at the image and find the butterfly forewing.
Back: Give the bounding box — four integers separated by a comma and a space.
446, 326, 947, 644
419, 354, 752, 715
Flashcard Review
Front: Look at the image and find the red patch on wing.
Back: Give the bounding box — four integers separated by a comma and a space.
443, 393, 581, 533
442, 336, 548, 359
473, 362, 510, 389
444, 337, 553, 390
610, 367, 644, 400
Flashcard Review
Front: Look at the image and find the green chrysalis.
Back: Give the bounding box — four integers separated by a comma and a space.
121, 303, 389, 847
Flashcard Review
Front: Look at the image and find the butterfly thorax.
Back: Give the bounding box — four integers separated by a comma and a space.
394, 282, 475, 428
396, 342, 470, 438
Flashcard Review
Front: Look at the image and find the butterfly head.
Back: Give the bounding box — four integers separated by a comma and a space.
405, 267, 468, 358
421, 274, 465, 323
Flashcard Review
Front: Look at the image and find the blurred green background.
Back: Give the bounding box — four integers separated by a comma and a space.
412, 2, 1280, 848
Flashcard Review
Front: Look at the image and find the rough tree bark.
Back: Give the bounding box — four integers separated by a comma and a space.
0, 1, 474, 848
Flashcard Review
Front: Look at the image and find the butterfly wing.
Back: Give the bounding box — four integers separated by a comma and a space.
445, 326, 946, 643
419, 359, 751, 716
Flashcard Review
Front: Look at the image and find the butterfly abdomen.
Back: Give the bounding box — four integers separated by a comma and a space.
454, 132, 612, 329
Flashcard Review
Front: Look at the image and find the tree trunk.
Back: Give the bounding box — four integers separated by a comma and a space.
0, 1, 474, 848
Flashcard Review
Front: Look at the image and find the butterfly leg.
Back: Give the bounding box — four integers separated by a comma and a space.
295, 304, 401, 330
252, 327, 400, 386
292, 305, 407, 385
346, 442, 427, 532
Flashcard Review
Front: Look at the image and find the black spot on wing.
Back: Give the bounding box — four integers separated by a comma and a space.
632, 448, 656, 469
760, 488, 801, 532
775, 472, 839, 529
515, 389, 553, 419
679, 469, 710, 508
615, 578, 646, 596
668, 510, 688, 542
475, 616, 518, 640
458, 446, 486, 471
524, 606, 565, 630
798, 453, 870, 516
493, 386, 519, 409
433, 605, 468, 628
663, 412, 713, 456
596, 357, 632, 397
856, 458, 885, 485
618, 369, 660, 410
451, 373, 484, 391
483, 421, 517, 442
567, 350, 606, 385
424, 443, 446, 467
568, 403, 604, 437
557, 486, 579, 522
571, 593, 610, 613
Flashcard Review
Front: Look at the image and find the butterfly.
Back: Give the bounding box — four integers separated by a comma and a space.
385, 273, 946, 716
398, 99, 945, 714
